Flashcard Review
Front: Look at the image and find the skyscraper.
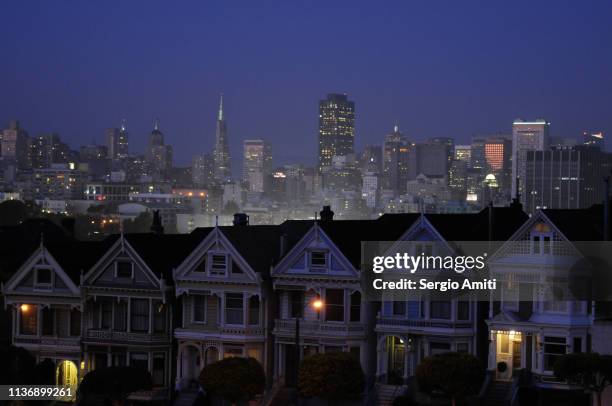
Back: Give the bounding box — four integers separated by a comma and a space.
318, 93, 355, 172
117, 119, 129, 159
106, 119, 129, 160
243, 139, 272, 193
1, 120, 30, 169
192, 153, 215, 187
213, 94, 231, 182
146, 119, 173, 174
511, 119, 549, 199
382, 125, 410, 195
522, 145, 612, 214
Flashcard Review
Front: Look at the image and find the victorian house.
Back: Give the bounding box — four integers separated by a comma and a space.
80, 233, 198, 398
172, 221, 280, 390
374, 205, 527, 385
486, 206, 600, 392
2, 236, 106, 389
270, 207, 410, 387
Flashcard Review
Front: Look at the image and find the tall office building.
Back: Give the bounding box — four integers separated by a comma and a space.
428, 137, 454, 169
106, 119, 129, 160
146, 119, 173, 173
30, 133, 71, 169
454, 145, 471, 163
243, 139, 272, 193
192, 153, 215, 187
360, 145, 382, 174
512, 119, 549, 199
213, 94, 231, 182
522, 146, 612, 214
318, 93, 355, 172
1, 120, 30, 169
409, 142, 448, 180
382, 125, 410, 195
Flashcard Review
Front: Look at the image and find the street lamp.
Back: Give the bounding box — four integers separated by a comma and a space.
294, 297, 323, 391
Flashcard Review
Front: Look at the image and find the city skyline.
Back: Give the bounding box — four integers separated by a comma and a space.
1, 1, 611, 168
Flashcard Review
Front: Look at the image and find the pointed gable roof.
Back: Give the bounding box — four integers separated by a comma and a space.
217, 225, 282, 274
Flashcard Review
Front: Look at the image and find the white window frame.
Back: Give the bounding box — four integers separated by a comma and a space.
308, 250, 328, 271
208, 252, 228, 276
224, 292, 244, 326
192, 294, 207, 324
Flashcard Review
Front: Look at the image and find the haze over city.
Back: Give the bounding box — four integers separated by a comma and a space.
2, 0, 612, 169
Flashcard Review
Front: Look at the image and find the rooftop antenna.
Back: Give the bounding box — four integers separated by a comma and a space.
40, 232, 44, 249
215, 215, 219, 227
218, 93, 224, 121
153, 118, 159, 131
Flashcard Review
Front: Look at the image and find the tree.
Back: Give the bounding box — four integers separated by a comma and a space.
0, 200, 29, 226
554, 352, 612, 406
416, 352, 485, 406
77, 366, 153, 404
298, 352, 365, 401
200, 357, 265, 404
0, 346, 37, 384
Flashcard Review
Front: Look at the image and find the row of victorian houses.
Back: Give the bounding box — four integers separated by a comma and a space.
1, 203, 612, 402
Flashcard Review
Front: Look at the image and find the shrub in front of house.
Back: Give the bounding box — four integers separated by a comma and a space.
416, 352, 485, 406
298, 352, 365, 401
200, 357, 265, 403
77, 366, 153, 403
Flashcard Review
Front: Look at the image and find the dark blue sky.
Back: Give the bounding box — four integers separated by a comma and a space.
2, 0, 611, 169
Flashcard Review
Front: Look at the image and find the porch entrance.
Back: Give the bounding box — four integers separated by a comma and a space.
495, 331, 522, 380
180, 345, 201, 388
56, 360, 78, 387
385, 336, 405, 385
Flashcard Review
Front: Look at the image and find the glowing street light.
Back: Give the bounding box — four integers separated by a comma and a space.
311, 299, 323, 310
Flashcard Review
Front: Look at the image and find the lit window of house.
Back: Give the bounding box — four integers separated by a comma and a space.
20, 304, 38, 335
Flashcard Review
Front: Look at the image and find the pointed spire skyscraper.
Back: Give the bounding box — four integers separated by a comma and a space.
213, 93, 231, 182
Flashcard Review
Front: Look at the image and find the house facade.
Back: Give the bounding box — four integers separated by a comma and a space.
486, 209, 593, 386
2, 240, 91, 390
172, 225, 277, 390
79, 234, 195, 398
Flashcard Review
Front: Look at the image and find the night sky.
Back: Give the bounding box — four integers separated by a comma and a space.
2, 1, 611, 172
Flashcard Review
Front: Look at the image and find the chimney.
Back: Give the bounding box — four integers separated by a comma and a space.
319, 206, 334, 222
233, 213, 249, 226
150, 210, 164, 235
